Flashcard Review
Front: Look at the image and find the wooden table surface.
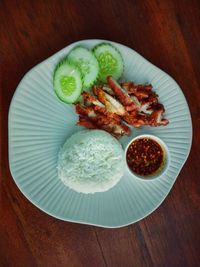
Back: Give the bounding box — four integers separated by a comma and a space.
1, 0, 200, 266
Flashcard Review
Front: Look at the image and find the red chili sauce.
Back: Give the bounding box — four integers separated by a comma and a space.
126, 138, 164, 176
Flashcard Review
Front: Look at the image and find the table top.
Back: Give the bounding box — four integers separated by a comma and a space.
1, 0, 200, 266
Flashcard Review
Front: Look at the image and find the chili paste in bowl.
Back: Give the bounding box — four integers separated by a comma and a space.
125, 134, 169, 180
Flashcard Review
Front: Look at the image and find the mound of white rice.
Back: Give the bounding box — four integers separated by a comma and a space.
58, 130, 124, 194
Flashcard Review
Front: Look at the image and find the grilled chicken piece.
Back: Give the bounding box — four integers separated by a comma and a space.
147, 103, 169, 126
144, 84, 153, 91
123, 103, 168, 127
81, 91, 104, 107
129, 88, 149, 99
75, 103, 96, 118
121, 81, 154, 100
121, 82, 153, 91
93, 86, 125, 115
93, 105, 121, 122
140, 91, 158, 105
102, 85, 115, 96
77, 117, 96, 129
107, 76, 135, 106
124, 103, 168, 127
120, 81, 133, 90
91, 114, 131, 137
123, 112, 147, 128
75, 102, 130, 137
139, 103, 152, 114
138, 91, 158, 114
81, 91, 121, 121
98, 120, 131, 137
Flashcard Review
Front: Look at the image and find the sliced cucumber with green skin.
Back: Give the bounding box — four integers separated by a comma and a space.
54, 60, 82, 104
67, 46, 99, 89
93, 43, 123, 82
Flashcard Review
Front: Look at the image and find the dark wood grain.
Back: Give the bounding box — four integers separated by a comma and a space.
1, 0, 200, 266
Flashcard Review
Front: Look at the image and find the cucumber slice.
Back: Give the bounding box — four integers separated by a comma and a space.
67, 46, 99, 88
53, 60, 82, 104
93, 43, 123, 82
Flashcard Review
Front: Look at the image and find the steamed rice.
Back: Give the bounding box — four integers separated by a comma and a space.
58, 130, 124, 193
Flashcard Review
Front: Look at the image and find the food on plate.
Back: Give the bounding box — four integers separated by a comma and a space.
53, 60, 82, 103
93, 43, 123, 82
58, 130, 125, 194
67, 46, 99, 88
126, 137, 166, 177
75, 76, 169, 137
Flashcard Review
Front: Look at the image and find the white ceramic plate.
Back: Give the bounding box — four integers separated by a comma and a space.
9, 40, 192, 228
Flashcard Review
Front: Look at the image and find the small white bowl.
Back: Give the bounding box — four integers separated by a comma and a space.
125, 134, 170, 180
